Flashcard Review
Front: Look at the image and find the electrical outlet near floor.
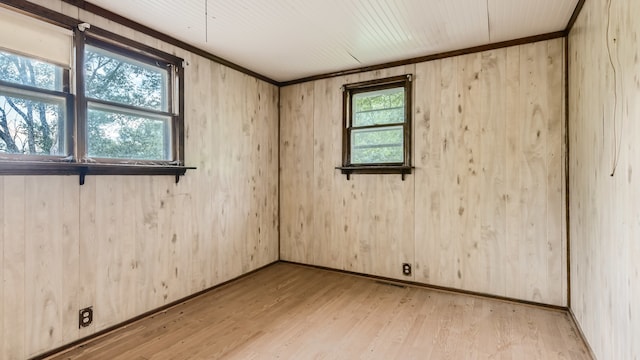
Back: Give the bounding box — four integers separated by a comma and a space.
402, 263, 412, 276
79, 306, 93, 328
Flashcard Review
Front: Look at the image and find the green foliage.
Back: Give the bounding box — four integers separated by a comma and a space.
0, 51, 64, 155
0, 48, 170, 160
350, 87, 405, 164
351, 127, 403, 164
84, 47, 169, 160
85, 47, 166, 111
353, 88, 404, 126
0, 51, 60, 91
87, 109, 167, 160
351, 147, 403, 164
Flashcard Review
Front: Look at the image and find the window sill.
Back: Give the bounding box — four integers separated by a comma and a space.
0, 161, 196, 185
336, 165, 413, 180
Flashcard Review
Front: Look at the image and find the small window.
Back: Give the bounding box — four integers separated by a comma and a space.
0, 51, 71, 158
80, 38, 175, 162
339, 75, 412, 179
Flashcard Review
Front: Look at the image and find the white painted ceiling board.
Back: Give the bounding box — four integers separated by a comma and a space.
77, 0, 577, 82
488, 0, 579, 42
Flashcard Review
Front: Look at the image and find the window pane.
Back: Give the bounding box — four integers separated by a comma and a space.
87, 106, 170, 160
0, 51, 63, 91
0, 92, 66, 155
352, 87, 404, 127
351, 126, 403, 164
85, 45, 168, 111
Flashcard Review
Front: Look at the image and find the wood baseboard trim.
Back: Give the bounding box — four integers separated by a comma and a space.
34, 260, 592, 359
567, 308, 598, 360
279, 260, 567, 312
30, 260, 279, 360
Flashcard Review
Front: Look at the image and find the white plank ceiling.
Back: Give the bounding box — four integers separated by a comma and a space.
84, 0, 579, 82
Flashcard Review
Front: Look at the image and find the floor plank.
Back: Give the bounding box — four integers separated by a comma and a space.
46, 263, 591, 360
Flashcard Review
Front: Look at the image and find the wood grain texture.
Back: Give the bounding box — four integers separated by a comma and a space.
568, 0, 640, 358
0, 177, 4, 359
44, 263, 591, 360
281, 40, 566, 304
415, 40, 566, 304
280, 66, 416, 280
2, 177, 26, 359
311, 76, 343, 269
61, 181, 81, 347
0, 2, 279, 358
279, 82, 314, 263
340, 66, 415, 279
17, 176, 80, 356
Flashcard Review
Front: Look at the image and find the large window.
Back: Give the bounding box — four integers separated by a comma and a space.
81, 39, 174, 162
0, 6, 189, 181
339, 75, 412, 179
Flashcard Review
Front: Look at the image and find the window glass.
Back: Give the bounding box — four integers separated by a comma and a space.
351, 126, 404, 164
0, 51, 67, 156
0, 50, 63, 91
0, 8, 188, 178
0, 92, 67, 156
85, 45, 168, 111
87, 105, 170, 160
83, 42, 174, 162
352, 87, 404, 127
341, 75, 411, 175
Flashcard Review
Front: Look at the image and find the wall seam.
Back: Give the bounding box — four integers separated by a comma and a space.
564, 35, 572, 309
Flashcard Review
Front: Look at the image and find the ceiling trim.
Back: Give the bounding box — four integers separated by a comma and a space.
0, 0, 78, 28
564, 0, 586, 35
280, 31, 565, 87
0, 0, 181, 64
59, 0, 280, 86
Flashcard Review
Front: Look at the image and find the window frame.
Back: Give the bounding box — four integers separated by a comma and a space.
338, 74, 413, 180
0, 51, 74, 162
76, 32, 182, 166
0, 17, 193, 183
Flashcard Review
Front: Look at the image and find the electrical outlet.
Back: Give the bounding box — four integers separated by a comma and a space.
402, 263, 412, 276
79, 307, 93, 328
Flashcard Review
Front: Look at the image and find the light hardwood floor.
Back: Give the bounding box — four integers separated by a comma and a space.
46, 263, 591, 359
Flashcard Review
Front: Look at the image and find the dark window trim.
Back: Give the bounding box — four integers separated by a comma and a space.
75, 27, 87, 165
0, 56, 74, 161
84, 34, 177, 69
0, 160, 195, 185
337, 74, 413, 180
0, 15, 194, 184
77, 30, 182, 166
84, 98, 173, 119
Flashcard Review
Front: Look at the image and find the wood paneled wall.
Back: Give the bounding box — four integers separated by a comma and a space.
280, 39, 566, 306
0, 2, 279, 358
568, 0, 640, 359
415, 40, 566, 303
281, 65, 416, 279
